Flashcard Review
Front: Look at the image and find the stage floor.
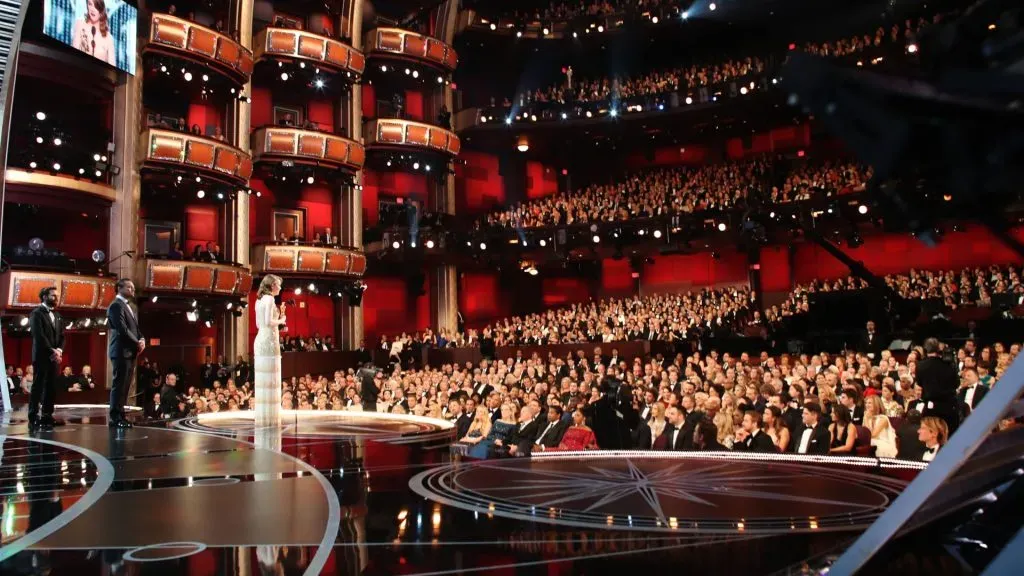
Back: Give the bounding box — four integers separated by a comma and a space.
0, 405, 924, 575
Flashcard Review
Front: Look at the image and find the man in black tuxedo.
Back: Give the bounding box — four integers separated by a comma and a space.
533, 406, 569, 452
29, 286, 65, 430
793, 402, 831, 455
859, 320, 886, 359
659, 406, 691, 451
357, 363, 380, 412
733, 410, 776, 453
233, 355, 251, 386
506, 405, 541, 456
957, 367, 989, 414
447, 400, 472, 439
107, 279, 144, 428
916, 338, 960, 433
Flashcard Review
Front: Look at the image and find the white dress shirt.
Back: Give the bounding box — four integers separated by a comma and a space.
797, 427, 814, 454
922, 445, 939, 462
536, 421, 558, 445
964, 385, 977, 408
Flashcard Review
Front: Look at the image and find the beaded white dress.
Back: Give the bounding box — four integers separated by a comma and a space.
254, 294, 282, 429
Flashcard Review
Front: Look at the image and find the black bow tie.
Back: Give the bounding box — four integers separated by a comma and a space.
927, 446, 938, 454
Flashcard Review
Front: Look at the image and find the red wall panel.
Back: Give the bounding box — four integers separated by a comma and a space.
525, 161, 558, 200
726, 124, 811, 160
306, 98, 335, 133
759, 246, 792, 294
624, 145, 711, 169
187, 101, 223, 134
792, 225, 1024, 284
455, 151, 505, 213
250, 86, 273, 129
248, 179, 337, 242
361, 170, 427, 225
541, 277, 592, 307
404, 90, 423, 120
458, 272, 512, 327
361, 84, 375, 119
361, 277, 430, 339
600, 258, 637, 296
641, 251, 748, 291
185, 206, 219, 253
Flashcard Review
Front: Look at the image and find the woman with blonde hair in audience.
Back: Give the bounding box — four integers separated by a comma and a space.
864, 395, 898, 458
918, 416, 949, 462
763, 405, 790, 452
647, 401, 667, 440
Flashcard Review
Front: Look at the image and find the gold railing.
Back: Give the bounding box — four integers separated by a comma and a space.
251, 244, 367, 277
250, 127, 365, 171
365, 28, 458, 73
4, 169, 116, 203
364, 119, 461, 156
0, 271, 116, 311
145, 13, 253, 85
253, 27, 365, 76
141, 128, 254, 186
136, 258, 252, 297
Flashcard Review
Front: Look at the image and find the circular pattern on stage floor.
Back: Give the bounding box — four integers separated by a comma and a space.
173, 409, 455, 444
410, 451, 914, 534
123, 541, 208, 562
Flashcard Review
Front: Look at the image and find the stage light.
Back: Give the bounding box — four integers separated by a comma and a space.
410, 241, 417, 248
101, 155, 107, 162
609, 108, 618, 117
79, 168, 85, 174
83, 318, 91, 327
35, 136, 43, 144
709, 3, 717, 11
516, 31, 522, 38
299, 62, 306, 69
426, 239, 435, 249
653, 229, 662, 239
505, 117, 513, 125
412, 70, 419, 78
561, 112, 568, 120
294, 287, 302, 295
573, 32, 578, 38
53, 137, 62, 146
718, 222, 727, 231
29, 161, 36, 169
36, 111, 46, 121
255, 191, 261, 197
413, 162, 420, 169
638, 229, 646, 236
196, 176, 202, 183
539, 239, 547, 247
772, 78, 778, 84
740, 87, 748, 95
280, 72, 289, 81
652, 16, 659, 24
216, 192, 224, 200
425, 165, 431, 172
197, 190, 206, 199
392, 240, 401, 249
585, 110, 593, 118
437, 76, 443, 83
186, 310, 198, 322
769, 211, 776, 219
907, 44, 918, 54
592, 235, 600, 243
202, 74, 209, 81
204, 319, 212, 328
404, 68, 410, 75
490, 23, 496, 30
597, 25, 604, 32
315, 78, 324, 88
19, 317, 29, 326
306, 175, 315, 184
658, 103, 664, 110
685, 96, 693, 105
151, 296, 158, 303
52, 162, 60, 171
184, 71, 193, 81
95, 170, 102, 177
479, 242, 487, 250
858, 204, 869, 214
530, 114, 537, 122
682, 10, 689, 19
386, 159, 392, 167
307, 283, 316, 292
542, 28, 549, 35
93, 153, 101, 161
517, 136, 529, 152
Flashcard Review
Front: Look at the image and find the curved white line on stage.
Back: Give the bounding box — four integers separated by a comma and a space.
123, 541, 208, 562
0, 436, 115, 562
155, 421, 341, 576
54, 404, 144, 411
529, 449, 929, 470
195, 409, 455, 428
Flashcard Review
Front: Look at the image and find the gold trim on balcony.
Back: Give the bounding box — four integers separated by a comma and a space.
250, 127, 365, 171
251, 245, 367, 278
136, 258, 252, 297
364, 119, 461, 157
253, 27, 365, 77
365, 28, 458, 73
0, 271, 116, 312
4, 168, 116, 203
141, 128, 254, 187
145, 13, 254, 85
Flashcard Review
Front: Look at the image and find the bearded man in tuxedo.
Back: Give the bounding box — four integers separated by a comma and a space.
28, 287, 65, 430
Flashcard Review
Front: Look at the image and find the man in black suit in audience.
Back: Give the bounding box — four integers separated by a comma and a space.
859, 320, 886, 359
659, 406, 691, 451
107, 279, 144, 428
896, 410, 927, 460
916, 338, 961, 433
733, 410, 776, 452
533, 405, 569, 452
357, 363, 381, 412
447, 400, 472, 439
29, 286, 65, 430
957, 367, 989, 414
506, 405, 541, 456
792, 401, 831, 455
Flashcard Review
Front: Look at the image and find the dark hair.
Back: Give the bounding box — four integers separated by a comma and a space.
905, 409, 923, 426
803, 400, 823, 416
765, 405, 788, 430
39, 286, 57, 301
924, 337, 942, 355
840, 387, 860, 404
696, 420, 718, 445
548, 405, 563, 417
832, 404, 853, 427
743, 409, 763, 428
115, 278, 133, 291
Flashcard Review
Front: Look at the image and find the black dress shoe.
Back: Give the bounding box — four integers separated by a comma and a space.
28, 418, 41, 431
39, 417, 64, 427
40, 421, 55, 431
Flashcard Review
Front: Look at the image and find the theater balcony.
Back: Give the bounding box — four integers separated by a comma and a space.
135, 258, 252, 300
0, 271, 115, 313
364, 28, 458, 77
364, 118, 461, 158
250, 126, 365, 173
3, 168, 115, 203
140, 128, 254, 188
253, 27, 365, 80
251, 244, 367, 279
145, 13, 253, 87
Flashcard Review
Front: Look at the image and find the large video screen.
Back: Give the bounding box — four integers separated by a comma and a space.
43, 0, 138, 75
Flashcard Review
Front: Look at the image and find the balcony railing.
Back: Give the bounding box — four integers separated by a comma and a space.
253, 27, 365, 77
252, 244, 367, 277
137, 258, 252, 297
4, 168, 116, 203
364, 28, 458, 73
364, 119, 460, 157
250, 127, 365, 171
0, 271, 116, 312
141, 128, 254, 187
145, 13, 254, 85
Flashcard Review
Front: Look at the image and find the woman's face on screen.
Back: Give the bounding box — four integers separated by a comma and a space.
87, 0, 101, 21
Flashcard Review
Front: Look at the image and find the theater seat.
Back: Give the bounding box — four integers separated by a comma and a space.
855, 425, 875, 457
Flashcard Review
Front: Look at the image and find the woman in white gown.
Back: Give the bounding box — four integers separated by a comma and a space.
254, 274, 286, 429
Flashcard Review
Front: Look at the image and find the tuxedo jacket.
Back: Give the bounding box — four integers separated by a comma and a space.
658, 423, 691, 451
734, 430, 777, 453
633, 420, 653, 449
792, 423, 831, 455
107, 297, 143, 359
957, 384, 990, 411
534, 419, 568, 448
30, 305, 65, 363
510, 418, 541, 454
452, 414, 473, 439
